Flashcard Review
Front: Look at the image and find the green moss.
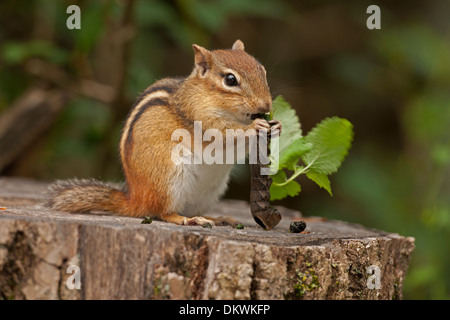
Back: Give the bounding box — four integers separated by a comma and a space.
153, 280, 161, 297
350, 265, 362, 275
392, 280, 400, 300
293, 264, 320, 298
153, 276, 171, 298
141, 216, 153, 224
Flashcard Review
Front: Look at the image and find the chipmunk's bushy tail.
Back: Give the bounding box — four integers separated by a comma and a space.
46, 178, 128, 214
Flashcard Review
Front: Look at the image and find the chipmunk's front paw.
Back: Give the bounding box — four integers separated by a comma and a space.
268, 119, 282, 134
252, 118, 271, 132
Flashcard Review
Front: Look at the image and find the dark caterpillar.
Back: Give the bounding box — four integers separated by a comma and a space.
249, 113, 281, 230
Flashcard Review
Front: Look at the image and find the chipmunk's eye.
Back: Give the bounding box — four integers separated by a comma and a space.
224, 73, 238, 87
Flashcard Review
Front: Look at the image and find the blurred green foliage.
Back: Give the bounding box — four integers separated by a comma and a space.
3, 40, 69, 65
1, 0, 449, 299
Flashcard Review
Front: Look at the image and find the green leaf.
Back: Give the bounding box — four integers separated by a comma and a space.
278, 137, 312, 170
270, 96, 305, 171
268, 97, 353, 200
269, 169, 301, 201
306, 171, 332, 196
302, 117, 354, 175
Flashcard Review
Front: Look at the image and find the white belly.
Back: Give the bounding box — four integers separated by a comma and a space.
169, 163, 234, 216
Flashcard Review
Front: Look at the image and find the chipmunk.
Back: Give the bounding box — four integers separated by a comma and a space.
46, 40, 281, 227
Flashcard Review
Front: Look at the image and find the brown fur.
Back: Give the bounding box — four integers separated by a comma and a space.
46, 179, 127, 213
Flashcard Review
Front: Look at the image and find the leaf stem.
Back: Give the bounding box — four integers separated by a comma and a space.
272, 155, 318, 187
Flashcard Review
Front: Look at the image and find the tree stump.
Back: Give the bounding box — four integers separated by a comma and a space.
0, 177, 414, 300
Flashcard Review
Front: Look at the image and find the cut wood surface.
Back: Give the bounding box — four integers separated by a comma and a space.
0, 177, 415, 300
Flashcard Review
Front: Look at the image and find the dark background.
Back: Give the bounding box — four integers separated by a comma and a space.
1, 0, 449, 299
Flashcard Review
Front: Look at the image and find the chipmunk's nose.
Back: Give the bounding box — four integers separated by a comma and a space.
256, 99, 272, 113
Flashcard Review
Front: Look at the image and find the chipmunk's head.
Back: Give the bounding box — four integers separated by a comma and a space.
189, 40, 272, 124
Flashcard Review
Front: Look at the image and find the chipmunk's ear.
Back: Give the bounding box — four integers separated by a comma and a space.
192, 44, 212, 77
232, 39, 245, 51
